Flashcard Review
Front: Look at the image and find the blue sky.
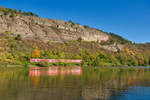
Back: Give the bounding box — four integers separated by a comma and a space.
1, 0, 150, 43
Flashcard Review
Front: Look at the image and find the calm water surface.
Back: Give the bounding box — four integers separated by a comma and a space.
0, 66, 150, 100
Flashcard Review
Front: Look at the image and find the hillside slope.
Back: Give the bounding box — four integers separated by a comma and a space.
0, 7, 150, 67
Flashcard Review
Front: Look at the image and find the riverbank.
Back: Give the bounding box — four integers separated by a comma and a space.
1, 63, 150, 68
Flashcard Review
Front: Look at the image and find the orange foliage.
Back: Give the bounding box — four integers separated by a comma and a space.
32, 49, 40, 58
122, 48, 135, 55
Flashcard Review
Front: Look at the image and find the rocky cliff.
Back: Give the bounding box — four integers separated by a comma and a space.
0, 8, 109, 42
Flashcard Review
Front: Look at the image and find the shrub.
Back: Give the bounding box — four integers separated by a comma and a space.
15, 34, 21, 40
68, 20, 75, 27
100, 40, 115, 45
36, 61, 50, 67
23, 12, 39, 17
9, 12, 15, 18
77, 37, 82, 43
84, 25, 90, 29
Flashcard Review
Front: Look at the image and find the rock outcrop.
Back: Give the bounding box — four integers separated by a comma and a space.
0, 11, 109, 42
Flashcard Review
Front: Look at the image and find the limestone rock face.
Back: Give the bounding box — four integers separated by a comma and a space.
0, 13, 109, 42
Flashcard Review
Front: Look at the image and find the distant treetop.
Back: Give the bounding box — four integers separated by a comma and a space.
107, 32, 132, 44
0, 6, 39, 17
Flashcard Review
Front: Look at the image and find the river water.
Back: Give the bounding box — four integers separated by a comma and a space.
0, 66, 150, 100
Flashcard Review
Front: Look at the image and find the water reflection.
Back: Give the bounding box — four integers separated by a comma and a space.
0, 67, 150, 100
106, 86, 150, 100
29, 66, 82, 76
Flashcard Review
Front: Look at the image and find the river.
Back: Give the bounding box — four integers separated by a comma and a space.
0, 66, 150, 100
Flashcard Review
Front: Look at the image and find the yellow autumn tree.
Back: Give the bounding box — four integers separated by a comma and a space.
31, 48, 40, 58
125, 48, 129, 54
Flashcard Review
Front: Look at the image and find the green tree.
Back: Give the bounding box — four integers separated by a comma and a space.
10, 12, 15, 18
77, 37, 82, 43
15, 34, 21, 40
